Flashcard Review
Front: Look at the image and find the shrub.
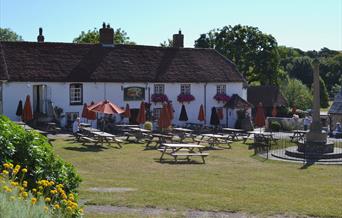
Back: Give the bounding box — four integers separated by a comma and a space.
143, 121, 153, 130
0, 115, 81, 193
270, 121, 281, 132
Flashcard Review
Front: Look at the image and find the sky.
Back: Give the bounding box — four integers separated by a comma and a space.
0, 0, 341, 51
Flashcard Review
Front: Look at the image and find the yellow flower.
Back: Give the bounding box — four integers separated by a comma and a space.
12, 169, 18, 175
31, 198, 37, 204
21, 168, 27, 173
79, 208, 84, 214
2, 170, 9, 175
2, 163, 9, 169
10, 181, 18, 186
44, 206, 49, 212
61, 193, 67, 199
54, 204, 60, 209
14, 164, 20, 170
22, 181, 28, 188
9, 163, 13, 168
66, 206, 73, 213
62, 199, 67, 205
32, 188, 37, 193
38, 186, 43, 191
22, 191, 28, 198
44, 197, 51, 203
19, 187, 25, 192
49, 181, 54, 186
37, 192, 42, 196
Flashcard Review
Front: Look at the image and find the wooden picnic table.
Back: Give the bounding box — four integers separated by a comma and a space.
199, 134, 232, 149
291, 130, 309, 142
247, 131, 277, 145
127, 127, 151, 142
172, 127, 195, 142
81, 127, 101, 133
91, 131, 123, 148
145, 133, 173, 149
222, 128, 246, 140
159, 143, 209, 163
80, 123, 91, 127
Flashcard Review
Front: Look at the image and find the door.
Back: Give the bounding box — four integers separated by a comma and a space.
33, 85, 47, 114
129, 109, 140, 125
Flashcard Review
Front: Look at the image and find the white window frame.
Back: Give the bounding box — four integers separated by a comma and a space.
69, 83, 83, 105
216, 84, 226, 94
154, 84, 165, 94
180, 84, 191, 95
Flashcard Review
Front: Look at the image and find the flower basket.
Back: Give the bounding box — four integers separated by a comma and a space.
177, 94, 195, 103
151, 94, 169, 103
213, 93, 230, 102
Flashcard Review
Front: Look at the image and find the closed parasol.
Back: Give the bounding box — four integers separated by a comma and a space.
255, 102, 266, 127
22, 95, 33, 122
198, 104, 205, 122
210, 107, 220, 126
179, 104, 188, 121
158, 103, 171, 129
136, 101, 146, 124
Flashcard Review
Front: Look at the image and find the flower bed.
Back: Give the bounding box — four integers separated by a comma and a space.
177, 94, 195, 103
213, 93, 230, 102
151, 94, 169, 103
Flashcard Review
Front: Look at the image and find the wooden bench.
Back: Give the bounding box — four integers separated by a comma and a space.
81, 136, 99, 146
75, 133, 85, 141
170, 152, 209, 163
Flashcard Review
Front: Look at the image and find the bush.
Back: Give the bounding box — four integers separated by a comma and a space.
0, 115, 81, 193
270, 121, 281, 132
143, 121, 153, 130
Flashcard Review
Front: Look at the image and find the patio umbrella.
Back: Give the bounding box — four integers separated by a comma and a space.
88, 100, 124, 115
16, 100, 23, 118
210, 107, 220, 126
272, 105, 277, 117
81, 103, 88, 121
123, 103, 131, 118
217, 108, 224, 120
255, 102, 266, 127
22, 95, 33, 122
158, 103, 171, 129
167, 102, 174, 121
179, 104, 188, 121
198, 104, 205, 122
136, 101, 146, 124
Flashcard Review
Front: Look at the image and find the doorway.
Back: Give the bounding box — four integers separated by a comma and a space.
129, 109, 140, 125
33, 85, 47, 114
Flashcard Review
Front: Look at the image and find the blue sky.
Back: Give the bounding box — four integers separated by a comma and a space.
1, 0, 341, 51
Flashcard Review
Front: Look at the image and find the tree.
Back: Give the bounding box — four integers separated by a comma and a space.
0, 28, 23, 41
319, 77, 330, 108
280, 78, 313, 110
286, 56, 313, 87
195, 25, 280, 85
160, 39, 173, 47
73, 26, 135, 44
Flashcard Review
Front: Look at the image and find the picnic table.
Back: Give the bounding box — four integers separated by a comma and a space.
222, 128, 246, 140
145, 133, 173, 149
159, 143, 209, 163
80, 123, 91, 127
127, 127, 151, 142
81, 127, 101, 134
198, 134, 232, 149
90, 131, 123, 148
247, 131, 277, 145
291, 130, 308, 142
172, 127, 195, 142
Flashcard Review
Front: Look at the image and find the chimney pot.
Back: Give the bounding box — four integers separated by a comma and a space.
172, 29, 184, 48
102, 22, 106, 28
37, 27, 44, 43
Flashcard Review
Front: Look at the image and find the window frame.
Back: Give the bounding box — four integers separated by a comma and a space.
216, 84, 226, 94
180, 84, 191, 95
154, 84, 165, 95
69, 83, 83, 105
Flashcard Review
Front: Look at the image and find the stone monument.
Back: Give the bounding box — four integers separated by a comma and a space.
297, 59, 334, 154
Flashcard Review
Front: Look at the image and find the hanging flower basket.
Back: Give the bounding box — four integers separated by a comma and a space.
177, 94, 195, 103
213, 93, 230, 102
151, 94, 169, 103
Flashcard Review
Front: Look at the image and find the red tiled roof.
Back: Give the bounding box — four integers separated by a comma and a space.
0, 41, 246, 83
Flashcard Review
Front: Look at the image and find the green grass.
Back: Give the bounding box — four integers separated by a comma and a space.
53, 137, 342, 218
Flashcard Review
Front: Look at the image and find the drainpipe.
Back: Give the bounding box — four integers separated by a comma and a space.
204, 83, 207, 125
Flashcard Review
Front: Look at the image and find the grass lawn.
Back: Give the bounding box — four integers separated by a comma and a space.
53, 136, 342, 218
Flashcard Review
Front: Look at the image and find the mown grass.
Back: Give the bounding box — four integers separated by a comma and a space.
53, 136, 342, 218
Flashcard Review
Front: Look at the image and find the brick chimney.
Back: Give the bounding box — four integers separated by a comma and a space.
99, 22, 114, 46
37, 27, 44, 43
172, 30, 184, 48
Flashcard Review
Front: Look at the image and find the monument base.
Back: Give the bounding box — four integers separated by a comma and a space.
297, 142, 334, 154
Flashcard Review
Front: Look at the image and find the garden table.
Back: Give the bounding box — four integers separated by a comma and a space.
145, 133, 173, 149
91, 131, 123, 148
129, 127, 151, 142
172, 127, 195, 142
159, 143, 209, 163
199, 134, 232, 149
222, 128, 247, 140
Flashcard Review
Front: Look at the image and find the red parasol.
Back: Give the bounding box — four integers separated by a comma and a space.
136, 101, 146, 124
272, 105, 277, 117
22, 95, 33, 122
198, 104, 205, 122
123, 103, 131, 118
87, 102, 97, 120
158, 103, 171, 129
255, 102, 265, 127
88, 100, 124, 115
167, 102, 174, 121
81, 103, 88, 119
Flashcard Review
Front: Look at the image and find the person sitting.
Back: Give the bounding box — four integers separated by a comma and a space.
72, 117, 80, 134
332, 122, 342, 138
303, 115, 311, 131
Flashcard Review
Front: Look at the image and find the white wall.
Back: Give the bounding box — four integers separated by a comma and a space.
2, 81, 245, 127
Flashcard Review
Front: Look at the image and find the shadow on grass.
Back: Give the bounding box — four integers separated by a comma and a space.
64, 144, 109, 152
299, 159, 317, 169
154, 159, 205, 165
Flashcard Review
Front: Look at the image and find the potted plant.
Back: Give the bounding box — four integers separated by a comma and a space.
213, 93, 230, 102
177, 93, 195, 103
151, 94, 169, 103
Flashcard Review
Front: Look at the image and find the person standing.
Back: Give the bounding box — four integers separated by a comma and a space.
303, 115, 311, 131
73, 117, 80, 134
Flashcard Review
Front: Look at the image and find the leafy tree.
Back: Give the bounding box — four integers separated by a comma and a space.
0, 28, 23, 41
160, 39, 173, 47
195, 25, 280, 85
286, 56, 313, 87
319, 77, 330, 108
280, 78, 313, 110
73, 26, 135, 44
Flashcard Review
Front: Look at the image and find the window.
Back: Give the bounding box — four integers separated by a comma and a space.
154, 84, 165, 94
153, 108, 162, 121
180, 84, 191, 94
0, 83, 2, 114
69, 83, 83, 105
217, 85, 226, 94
